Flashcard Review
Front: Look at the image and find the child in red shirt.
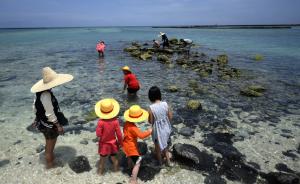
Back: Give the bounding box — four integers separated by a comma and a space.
95, 98, 123, 175
122, 66, 140, 95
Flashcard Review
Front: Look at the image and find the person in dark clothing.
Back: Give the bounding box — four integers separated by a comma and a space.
31, 67, 73, 169
159, 32, 169, 49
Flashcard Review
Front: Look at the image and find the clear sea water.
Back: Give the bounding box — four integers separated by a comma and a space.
0, 27, 299, 182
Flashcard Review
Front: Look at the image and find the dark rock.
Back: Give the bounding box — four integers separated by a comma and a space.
13, 140, 22, 145
298, 144, 300, 154
204, 173, 226, 184
68, 156, 92, 173
282, 150, 298, 159
138, 142, 148, 155
213, 142, 243, 161
281, 134, 294, 139
169, 38, 178, 45
80, 139, 88, 145
275, 163, 296, 173
0, 160, 10, 168
173, 143, 215, 171
179, 127, 195, 137
138, 165, 161, 181
222, 119, 237, 128
282, 129, 292, 134
203, 133, 234, 147
140, 52, 152, 61
218, 157, 259, 183
92, 137, 98, 143
263, 172, 300, 184
247, 162, 261, 170
36, 144, 45, 153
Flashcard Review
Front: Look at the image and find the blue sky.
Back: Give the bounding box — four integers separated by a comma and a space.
0, 0, 299, 27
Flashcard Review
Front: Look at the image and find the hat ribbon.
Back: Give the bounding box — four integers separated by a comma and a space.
129, 112, 143, 118
101, 107, 114, 114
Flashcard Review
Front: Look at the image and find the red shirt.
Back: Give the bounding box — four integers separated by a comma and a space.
96, 118, 123, 147
124, 73, 140, 89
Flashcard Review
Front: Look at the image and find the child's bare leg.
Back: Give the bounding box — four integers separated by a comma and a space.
130, 162, 141, 184
163, 149, 171, 166
155, 142, 162, 165
98, 156, 106, 175
110, 155, 119, 172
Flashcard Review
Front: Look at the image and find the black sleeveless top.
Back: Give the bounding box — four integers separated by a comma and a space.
35, 90, 60, 127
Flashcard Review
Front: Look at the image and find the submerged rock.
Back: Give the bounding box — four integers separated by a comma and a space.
253, 54, 264, 61
157, 54, 171, 63
140, 52, 152, 61
167, 85, 179, 92
169, 38, 179, 45
263, 172, 300, 184
68, 156, 91, 173
123, 46, 139, 52
240, 85, 264, 97
84, 110, 98, 122
179, 127, 195, 137
173, 143, 215, 171
187, 100, 202, 110
216, 54, 229, 65
130, 50, 141, 58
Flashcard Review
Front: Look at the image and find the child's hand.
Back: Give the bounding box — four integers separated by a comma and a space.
148, 128, 153, 133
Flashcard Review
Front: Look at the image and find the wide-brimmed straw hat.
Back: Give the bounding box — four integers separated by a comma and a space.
95, 98, 120, 119
124, 105, 149, 123
158, 32, 166, 37
122, 66, 131, 72
31, 67, 73, 93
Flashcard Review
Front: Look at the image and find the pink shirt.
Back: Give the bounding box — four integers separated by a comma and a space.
96, 43, 106, 52
96, 118, 123, 147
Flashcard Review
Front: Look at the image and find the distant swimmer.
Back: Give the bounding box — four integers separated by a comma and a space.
96, 41, 106, 57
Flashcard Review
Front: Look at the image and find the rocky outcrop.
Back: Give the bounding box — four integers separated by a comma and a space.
179, 127, 195, 137
157, 54, 171, 64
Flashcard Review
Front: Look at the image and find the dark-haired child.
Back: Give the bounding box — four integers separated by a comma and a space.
148, 86, 172, 166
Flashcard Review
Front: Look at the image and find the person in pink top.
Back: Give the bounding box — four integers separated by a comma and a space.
95, 98, 123, 175
96, 41, 106, 57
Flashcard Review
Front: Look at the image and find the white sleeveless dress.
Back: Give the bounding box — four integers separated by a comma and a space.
150, 101, 172, 150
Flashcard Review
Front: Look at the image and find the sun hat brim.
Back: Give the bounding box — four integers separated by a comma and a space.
95, 99, 120, 119
31, 74, 73, 93
124, 109, 149, 123
122, 67, 131, 72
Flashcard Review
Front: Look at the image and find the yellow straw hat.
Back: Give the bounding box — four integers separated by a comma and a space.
31, 67, 73, 93
95, 98, 120, 119
124, 105, 149, 123
122, 66, 131, 72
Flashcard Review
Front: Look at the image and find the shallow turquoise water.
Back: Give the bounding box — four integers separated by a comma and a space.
0, 27, 299, 183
